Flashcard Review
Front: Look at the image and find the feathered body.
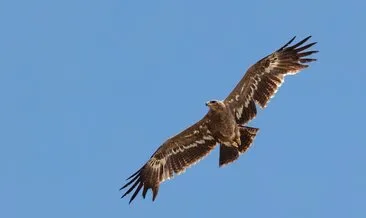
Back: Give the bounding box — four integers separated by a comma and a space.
121, 36, 318, 203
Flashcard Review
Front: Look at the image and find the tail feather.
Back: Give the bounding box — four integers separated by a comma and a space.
219, 126, 259, 167
219, 146, 239, 167
238, 126, 259, 153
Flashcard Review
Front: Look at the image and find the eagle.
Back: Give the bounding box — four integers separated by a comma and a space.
121, 36, 318, 203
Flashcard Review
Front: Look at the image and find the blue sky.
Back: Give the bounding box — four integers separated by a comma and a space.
1, 0, 365, 217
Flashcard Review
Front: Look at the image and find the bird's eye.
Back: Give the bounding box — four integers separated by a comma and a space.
210, 100, 217, 104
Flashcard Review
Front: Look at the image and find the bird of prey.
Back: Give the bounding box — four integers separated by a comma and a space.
121, 36, 318, 203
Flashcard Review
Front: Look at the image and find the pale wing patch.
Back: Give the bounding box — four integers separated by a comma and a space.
147, 135, 217, 183
264, 54, 279, 73
286, 69, 301, 75
172, 142, 196, 154
235, 95, 240, 101
243, 74, 262, 107
236, 105, 243, 120
224, 36, 317, 125
253, 73, 285, 108
183, 130, 200, 138
196, 139, 205, 144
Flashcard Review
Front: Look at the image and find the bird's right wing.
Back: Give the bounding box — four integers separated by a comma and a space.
121, 115, 217, 203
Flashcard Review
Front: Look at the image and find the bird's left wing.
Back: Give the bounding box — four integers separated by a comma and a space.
224, 36, 318, 125
121, 115, 217, 203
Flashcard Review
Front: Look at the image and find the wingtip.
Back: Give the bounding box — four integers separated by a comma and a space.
142, 186, 148, 199
288, 36, 296, 45
291, 36, 313, 49
277, 36, 296, 51
126, 168, 142, 180
152, 186, 159, 201
305, 35, 312, 40
300, 58, 317, 63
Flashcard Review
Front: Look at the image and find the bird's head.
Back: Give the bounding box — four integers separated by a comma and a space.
205, 100, 226, 111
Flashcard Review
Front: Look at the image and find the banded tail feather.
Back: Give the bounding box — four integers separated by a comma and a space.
219, 126, 259, 167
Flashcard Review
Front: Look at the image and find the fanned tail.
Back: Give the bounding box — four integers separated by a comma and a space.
238, 126, 259, 153
219, 126, 259, 167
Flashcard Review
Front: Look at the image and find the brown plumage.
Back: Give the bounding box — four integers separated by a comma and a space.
121, 36, 318, 203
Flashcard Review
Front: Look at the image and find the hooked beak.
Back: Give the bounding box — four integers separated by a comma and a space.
205, 101, 210, 106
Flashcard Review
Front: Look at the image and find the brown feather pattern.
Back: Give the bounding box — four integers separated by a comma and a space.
219, 126, 259, 167
121, 36, 317, 203
225, 36, 318, 124
121, 118, 217, 203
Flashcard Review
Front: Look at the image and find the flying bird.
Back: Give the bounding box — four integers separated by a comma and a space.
121, 36, 318, 203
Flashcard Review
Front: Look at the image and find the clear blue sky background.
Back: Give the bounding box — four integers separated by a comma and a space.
1, 0, 365, 217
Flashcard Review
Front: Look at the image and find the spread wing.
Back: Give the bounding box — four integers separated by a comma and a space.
120, 116, 217, 204
225, 36, 318, 124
